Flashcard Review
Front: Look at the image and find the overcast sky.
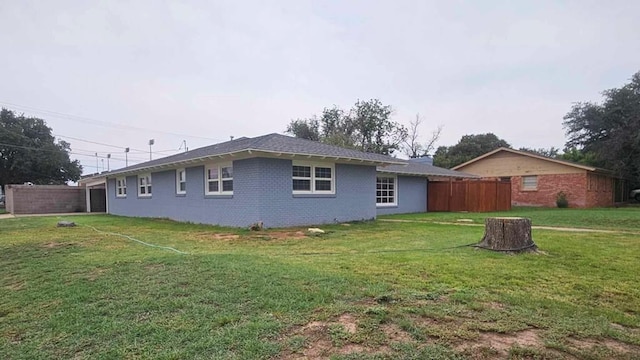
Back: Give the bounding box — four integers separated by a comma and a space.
1, 0, 639, 174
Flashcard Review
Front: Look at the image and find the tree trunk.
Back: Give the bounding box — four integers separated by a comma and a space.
477, 217, 537, 253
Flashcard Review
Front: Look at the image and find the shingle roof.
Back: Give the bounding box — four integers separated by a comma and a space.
85, 133, 407, 179
378, 162, 479, 178
452, 147, 614, 174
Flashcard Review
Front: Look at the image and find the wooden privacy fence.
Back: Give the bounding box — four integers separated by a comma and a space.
428, 179, 511, 212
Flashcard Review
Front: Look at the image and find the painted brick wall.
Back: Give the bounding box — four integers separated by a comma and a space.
5, 185, 86, 214
511, 173, 588, 208
107, 157, 377, 228
376, 175, 427, 215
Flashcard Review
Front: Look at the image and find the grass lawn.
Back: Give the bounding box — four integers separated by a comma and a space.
382, 206, 640, 232
1, 210, 639, 359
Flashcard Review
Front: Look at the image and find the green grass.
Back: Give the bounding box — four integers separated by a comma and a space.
1, 210, 640, 359
382, 206, 640, 231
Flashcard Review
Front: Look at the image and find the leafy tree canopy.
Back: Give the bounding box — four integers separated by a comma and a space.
433, 133, 511, 168
0, 108, 82, 190
286, 99, 407, 155
563, 71, 640, 186
518, 147, 561, 158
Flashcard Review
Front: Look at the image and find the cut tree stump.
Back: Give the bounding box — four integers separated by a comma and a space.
476, 217, 537, 253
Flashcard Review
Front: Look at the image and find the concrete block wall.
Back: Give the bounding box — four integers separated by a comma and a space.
5, 185, 86, 214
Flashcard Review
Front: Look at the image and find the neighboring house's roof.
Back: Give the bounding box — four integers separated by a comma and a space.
81, 133, 407, 181
378, 162, 479, 178
452, 147, 614, 175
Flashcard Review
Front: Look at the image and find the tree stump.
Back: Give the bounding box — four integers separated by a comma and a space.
476, 217, 537, 253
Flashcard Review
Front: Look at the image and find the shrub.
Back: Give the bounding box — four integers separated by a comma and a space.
556, 191, 569, 208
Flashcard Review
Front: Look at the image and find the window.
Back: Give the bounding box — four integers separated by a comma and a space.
292, 162, 334, 194
205, 163, 233, 195
176, 169, 186, 194
376, 176, 397, 206
138, 174, 152, 197
522, 175, 537, 190
116, 177, 127, 197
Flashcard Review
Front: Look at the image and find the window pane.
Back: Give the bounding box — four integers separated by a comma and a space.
221, 166, 233, 178
178, 170, 185, 181
208, 181, 219, 192
315, 167, 332, 178
139, 177, 145, 186
123, 188, 126, 195
147, 185, 152, 194
293, 179, 311, 191
222, 180, 233, 192
179, 182, 186, 192
140, 187, 146, 194
292, 166, 311, 178
208, 167, 219, 180
315, 180, 331, 191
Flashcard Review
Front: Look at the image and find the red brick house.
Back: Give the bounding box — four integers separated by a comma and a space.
452, 148, 624, 208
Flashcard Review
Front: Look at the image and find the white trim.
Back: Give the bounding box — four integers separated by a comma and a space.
116, 177, 127, 198
138, 173, 152, 197
292, 161, 335, 195
376, 175, 397, 207
176, 169, 186, 195
204, 162, 233, 195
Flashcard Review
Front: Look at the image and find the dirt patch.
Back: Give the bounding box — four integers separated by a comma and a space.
337, 313, 357, 334
253, 231, 308, 240
86, 267, 110, 281
42, 242, 75, 248
194, 233, 241, 241
456, 329, 543, 355
568, 337, 640, 355
483, 302, 507, 310
279, 313, 401, 359
5, 281, 25, 291
381, 323, 413, 342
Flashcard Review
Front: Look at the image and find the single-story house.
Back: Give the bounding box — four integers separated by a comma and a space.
451, 147, 624, 208
80, 133, 474, 227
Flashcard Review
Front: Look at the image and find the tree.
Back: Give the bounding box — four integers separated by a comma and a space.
286, 99, 407, 155
563, 71, 640, 186
0, 108, 82, 190
518, 147, 561, 158
402, 114, 443, 158
433, 133, 511, 168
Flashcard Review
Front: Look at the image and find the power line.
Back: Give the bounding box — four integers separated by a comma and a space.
0, 101, 226, 142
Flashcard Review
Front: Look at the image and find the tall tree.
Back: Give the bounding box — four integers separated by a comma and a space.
518, 147, 561, 158
0, 108, 82, 190
286, 99, 407, 155
563, 71, 640, 186
433, 133, 511, 168
402, 114, 443, 158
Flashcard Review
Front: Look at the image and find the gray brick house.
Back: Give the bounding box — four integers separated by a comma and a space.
80, 134, 474, 227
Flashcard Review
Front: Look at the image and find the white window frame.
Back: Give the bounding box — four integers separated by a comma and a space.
376, 175, 397, 207
522, 175, 538, 191
138, 173, 152, 197
204, 162, 233, 195
116, 177, 127, 198
176, 168, 186, 195
292, 162, 335, 195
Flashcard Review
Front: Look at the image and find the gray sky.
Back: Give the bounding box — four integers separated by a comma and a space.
1, 0, 639, 173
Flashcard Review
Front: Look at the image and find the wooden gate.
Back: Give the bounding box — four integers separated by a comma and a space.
427, 179, 511, 212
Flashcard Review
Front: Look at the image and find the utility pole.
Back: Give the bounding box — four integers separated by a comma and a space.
95, 153, 99, 174
148, 139, 155, 160
107, 154, 111, 171
125, 148, 130, 167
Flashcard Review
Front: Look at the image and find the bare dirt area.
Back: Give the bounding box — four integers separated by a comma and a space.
278, 313, 408, 359
567, 336, 640, 357
455, 329, 543, 355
